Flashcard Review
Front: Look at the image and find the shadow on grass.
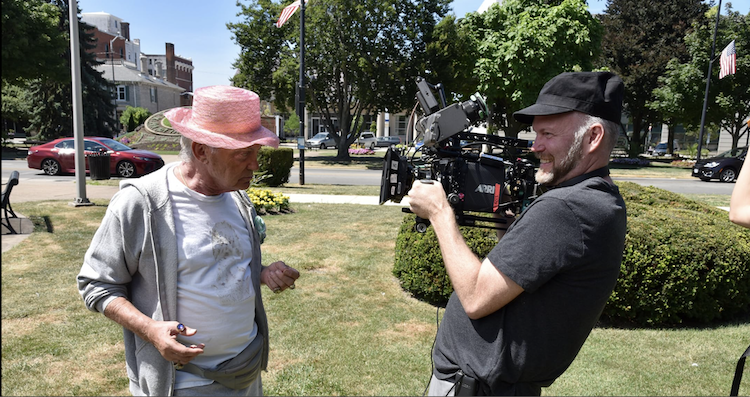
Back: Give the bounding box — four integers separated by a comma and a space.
599, 308, 750, 331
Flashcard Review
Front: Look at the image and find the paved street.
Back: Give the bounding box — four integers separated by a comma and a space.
4, 157, 737, 196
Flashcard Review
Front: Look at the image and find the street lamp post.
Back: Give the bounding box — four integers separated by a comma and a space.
110, 34, 121, 134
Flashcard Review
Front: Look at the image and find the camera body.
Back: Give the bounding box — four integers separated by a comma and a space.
379, 77, 539, 231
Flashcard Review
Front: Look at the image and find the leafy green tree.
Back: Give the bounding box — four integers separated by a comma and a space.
1, 83, 33, 137
648, 58, 705, 156
706, 7, 749, 149
120, 106, 151, 132
422, 14, 478, 103
458, 0, 603, 138
1, 0, 68, 84
599, 0, 708, 157
25, 0, 116, 140
230, 0, 450, 160
648, 5, 749, 153
283, 112, 300, 137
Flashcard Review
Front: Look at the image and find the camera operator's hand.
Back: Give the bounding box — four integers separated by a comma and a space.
407, 180, 452, 221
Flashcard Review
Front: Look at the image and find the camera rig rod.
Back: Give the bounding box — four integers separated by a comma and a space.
455, 132, 533, 149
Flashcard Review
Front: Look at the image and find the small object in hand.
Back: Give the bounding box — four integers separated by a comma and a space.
289, 284, 296, 290
174, 362, 184, 370
273, 287, 281, 294
177, 323, 185, 332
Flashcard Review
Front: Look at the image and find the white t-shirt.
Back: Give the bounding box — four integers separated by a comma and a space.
168, 167, 258, 389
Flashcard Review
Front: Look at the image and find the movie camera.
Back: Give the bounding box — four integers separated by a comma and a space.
379, 77, 540, 232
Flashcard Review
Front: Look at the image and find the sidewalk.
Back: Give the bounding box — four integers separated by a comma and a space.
2, 173, 406, 253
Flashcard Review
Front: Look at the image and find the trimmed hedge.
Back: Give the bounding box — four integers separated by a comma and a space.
606, 182, 750, 326
393, 214, 497, 307
257, 147, 294, 187
393, 182, 750, 326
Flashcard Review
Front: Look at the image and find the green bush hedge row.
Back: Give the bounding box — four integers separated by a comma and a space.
257, 147, 294, 187
393, 215, 497, 307
393, 182, 750, 326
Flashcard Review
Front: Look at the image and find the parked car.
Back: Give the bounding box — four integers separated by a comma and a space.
27, 137, 164, 178
692, 146, 746, 183
375, 136, 400, 147
305, 132, 337, 149
357, 132, 377, 149
650, 142, 680, 156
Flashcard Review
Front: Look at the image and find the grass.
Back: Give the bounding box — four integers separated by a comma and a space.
2, 198, 748, 396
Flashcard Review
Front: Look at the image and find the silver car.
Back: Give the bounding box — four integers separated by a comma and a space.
357, 132, 377, 149
305, 132, 337, 149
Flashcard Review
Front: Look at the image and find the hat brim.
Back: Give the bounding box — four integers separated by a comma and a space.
513, 103, 574, 125
166, 107, 280, 150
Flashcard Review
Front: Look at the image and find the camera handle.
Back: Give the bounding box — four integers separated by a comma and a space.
401, 207, 431, 233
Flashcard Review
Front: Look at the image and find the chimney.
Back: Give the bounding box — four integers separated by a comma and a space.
166, 43, 176, 84
140, 54, 147, 73
155, 61, 163, 79
121, 22, 130, 41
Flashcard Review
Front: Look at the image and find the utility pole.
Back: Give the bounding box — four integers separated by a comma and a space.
69, 0, 92, 207
110, 34, 121, 133
297, 0, 306, 185
696, 0, 722, 162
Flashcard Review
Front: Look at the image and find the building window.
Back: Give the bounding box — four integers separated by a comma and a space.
150, 87, 158, 103
117, 86, 126, 101
398, 116, 407, 135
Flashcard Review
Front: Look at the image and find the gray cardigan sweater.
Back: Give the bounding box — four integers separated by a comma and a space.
77, 163, 269, 396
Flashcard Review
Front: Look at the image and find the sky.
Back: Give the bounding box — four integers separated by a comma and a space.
77, 0, 749, 91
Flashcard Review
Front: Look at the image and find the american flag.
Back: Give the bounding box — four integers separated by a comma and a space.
276, 0, 307, 28
719, 40, 736, 79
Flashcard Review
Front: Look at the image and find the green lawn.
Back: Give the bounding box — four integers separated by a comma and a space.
2, 200, 748, 396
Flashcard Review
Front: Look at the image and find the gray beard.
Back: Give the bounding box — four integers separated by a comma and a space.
535, 132, 585, 186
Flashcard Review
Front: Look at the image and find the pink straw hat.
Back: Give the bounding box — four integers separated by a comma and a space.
165, 86, 280, 150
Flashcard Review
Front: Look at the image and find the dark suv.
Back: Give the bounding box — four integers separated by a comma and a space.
692, 146, 746, 182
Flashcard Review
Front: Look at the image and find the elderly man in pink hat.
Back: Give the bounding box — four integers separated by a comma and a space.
78, 86, 300, 396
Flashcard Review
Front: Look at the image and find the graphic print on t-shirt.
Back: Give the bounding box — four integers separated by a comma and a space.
210, 221, 253, 304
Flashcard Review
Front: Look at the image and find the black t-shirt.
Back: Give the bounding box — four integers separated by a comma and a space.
433, 170, 627, 395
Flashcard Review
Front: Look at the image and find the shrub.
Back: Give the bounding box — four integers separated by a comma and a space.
605, 182, 750, 326
257, 147, 294, 187
393, 214, 497, 306
392, 182, 750, 326
611, 157, 651, 166
120, 106, 151, 132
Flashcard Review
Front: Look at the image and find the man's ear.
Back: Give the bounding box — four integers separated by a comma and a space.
192, 142, 210, 164
587, 123, 606, 151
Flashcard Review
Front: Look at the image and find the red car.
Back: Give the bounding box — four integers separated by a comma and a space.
27, 137, 164, 178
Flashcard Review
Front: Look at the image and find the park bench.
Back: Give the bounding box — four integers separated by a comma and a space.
2, 171, 20, 234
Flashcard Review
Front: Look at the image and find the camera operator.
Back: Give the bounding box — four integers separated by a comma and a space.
408, 72, 627, 396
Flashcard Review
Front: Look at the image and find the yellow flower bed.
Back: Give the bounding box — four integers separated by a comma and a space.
246, 187, 291, 214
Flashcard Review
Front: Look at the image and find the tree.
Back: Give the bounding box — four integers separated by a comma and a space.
1, 0, 68, 84
283, 112, 300, 137
649, 5, 749, 154
648, 58, 706, 156
230, 0, 450, 161
708, 7, 750, 150
24, 0, 116, 140
599, 0, 708, 157
1, 83, 33, 138
457, 0, 603, 138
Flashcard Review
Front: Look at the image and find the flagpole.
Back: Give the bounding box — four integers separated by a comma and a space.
297, 0, 306, 185
696, 0, 721, 162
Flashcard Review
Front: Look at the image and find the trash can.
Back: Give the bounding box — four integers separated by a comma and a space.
88, 151, 111, 180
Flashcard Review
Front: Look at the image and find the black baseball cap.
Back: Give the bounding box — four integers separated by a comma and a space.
513, 72, 624, 124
